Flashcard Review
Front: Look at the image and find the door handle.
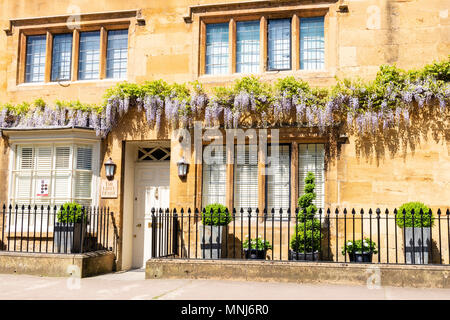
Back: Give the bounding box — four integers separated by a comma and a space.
136, 223, 142, 227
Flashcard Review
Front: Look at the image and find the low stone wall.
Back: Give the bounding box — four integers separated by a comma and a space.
0, 250, 115, 278
146, 259, 450, 289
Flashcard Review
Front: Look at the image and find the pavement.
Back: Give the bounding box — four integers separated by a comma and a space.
0, 270, 449, 300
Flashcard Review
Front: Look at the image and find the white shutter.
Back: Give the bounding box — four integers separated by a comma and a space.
74, 146, 93, 205
54, 146, 71, 201
266, 144, 290, 213
19, 147, 33, 169
16, 147, 34, 203
36, 147, 52, 170
202, 147, 226, 207
298, 144, 325, 211
76, 146, 92, 170
55, 146, 70, 169
234, 145, 258, 212
16, 173, 32, 202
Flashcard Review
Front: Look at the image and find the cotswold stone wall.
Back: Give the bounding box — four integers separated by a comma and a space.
0, 0, 448, 270
0, 0, 448, 104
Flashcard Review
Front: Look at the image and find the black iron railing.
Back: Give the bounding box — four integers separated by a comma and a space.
150, 207, 450, 265
0, 204, 115, 254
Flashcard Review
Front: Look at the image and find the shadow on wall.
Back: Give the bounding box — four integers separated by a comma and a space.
353, 103, 449, 165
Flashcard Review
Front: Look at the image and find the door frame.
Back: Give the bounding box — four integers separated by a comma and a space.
132, 161, 170, 268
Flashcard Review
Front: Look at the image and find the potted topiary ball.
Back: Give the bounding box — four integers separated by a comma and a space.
200, 203, 232, 259
289, 172, 323, 261
242, 236, 272, 260
342, 238, 378, 263
54, 201, 88, 253
396, 202, 434, 264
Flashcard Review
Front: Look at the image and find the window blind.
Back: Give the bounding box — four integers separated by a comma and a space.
298, 144, 325, 211
234, 145, 258, 212
266, 144, 290, 213
10, 144, 95, 232
202, 147, 227, 207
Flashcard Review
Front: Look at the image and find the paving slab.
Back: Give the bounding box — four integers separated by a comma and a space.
0, 270, 448, 300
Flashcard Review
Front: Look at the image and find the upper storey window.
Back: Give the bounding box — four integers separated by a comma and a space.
267, 19, 291, 71
78, 31, 101, 80
300, 17, 325, 70
106, 29, 129, 79
198, 11, 327, 76
51, 33, 73, 81
205, 23, 229, 75
236, 20, 260, 74
9, 10, 139, 85
22, 29, 128, 84
25, 35, 46, 83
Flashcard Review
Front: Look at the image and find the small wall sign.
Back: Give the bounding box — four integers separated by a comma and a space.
101, 179, 118, 198
36, 179, 49, 197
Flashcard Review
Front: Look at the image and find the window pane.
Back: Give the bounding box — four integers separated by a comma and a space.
236, 21, 260, 74
25, 35, 46, 83
206, 23, 229, 75
106, 29, 128, 79
266, 145, 290, 213
78, 31, 100, 80
202, 147, 227, 207
51, 33, 73, 81
19, 147, 34, 169
300, 17, 325, 70
76, 146, 92, 170
268, 19, 291, 70
234, 145, 258, 212
55, 147, 71, 169
298, 144, 325, 211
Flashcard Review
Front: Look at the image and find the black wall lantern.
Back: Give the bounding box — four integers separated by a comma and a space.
177, 156, 189, 179
105, 157, 116, 180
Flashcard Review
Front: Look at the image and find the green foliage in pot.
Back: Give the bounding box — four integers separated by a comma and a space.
56, 202, 86, 223
202, 203, 232, 226
243, 236, 272, 250
297, 172, 318, 221
395, 202, 434, 228
342, 238, 378, 256
290, 172, 323, 253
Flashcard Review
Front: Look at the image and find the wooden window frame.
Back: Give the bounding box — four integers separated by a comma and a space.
10, 10, 141, 85
195, 5, 330, 77
196, 129, 327, 214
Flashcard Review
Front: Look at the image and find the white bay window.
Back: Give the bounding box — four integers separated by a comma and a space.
12, 143, 95, 208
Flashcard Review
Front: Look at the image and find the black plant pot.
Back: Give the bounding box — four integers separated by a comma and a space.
348, 252, 373, 263
288, 250, 320, 261
244, 249, 266, 260
54, 222, 86, 253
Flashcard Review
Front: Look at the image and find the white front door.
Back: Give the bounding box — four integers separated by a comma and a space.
132, 162, 170, 269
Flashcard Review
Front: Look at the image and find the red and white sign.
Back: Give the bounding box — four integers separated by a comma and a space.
36, 179, 49, 197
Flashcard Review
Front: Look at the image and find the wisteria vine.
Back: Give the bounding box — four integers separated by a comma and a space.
0, 59, 448, 138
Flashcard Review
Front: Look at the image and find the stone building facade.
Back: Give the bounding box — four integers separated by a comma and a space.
0, 0, 448, 270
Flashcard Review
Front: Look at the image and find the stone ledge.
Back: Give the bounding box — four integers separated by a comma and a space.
145, 259, 450, 289
0, 250, 115, 278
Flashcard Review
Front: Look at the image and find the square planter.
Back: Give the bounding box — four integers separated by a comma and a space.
288, 250, 320, 261
348, 251, 373, 263
244, 249, 267, 260
199, 225, 226, 259
404, 227, 431, 264
54, 222, 87, 253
